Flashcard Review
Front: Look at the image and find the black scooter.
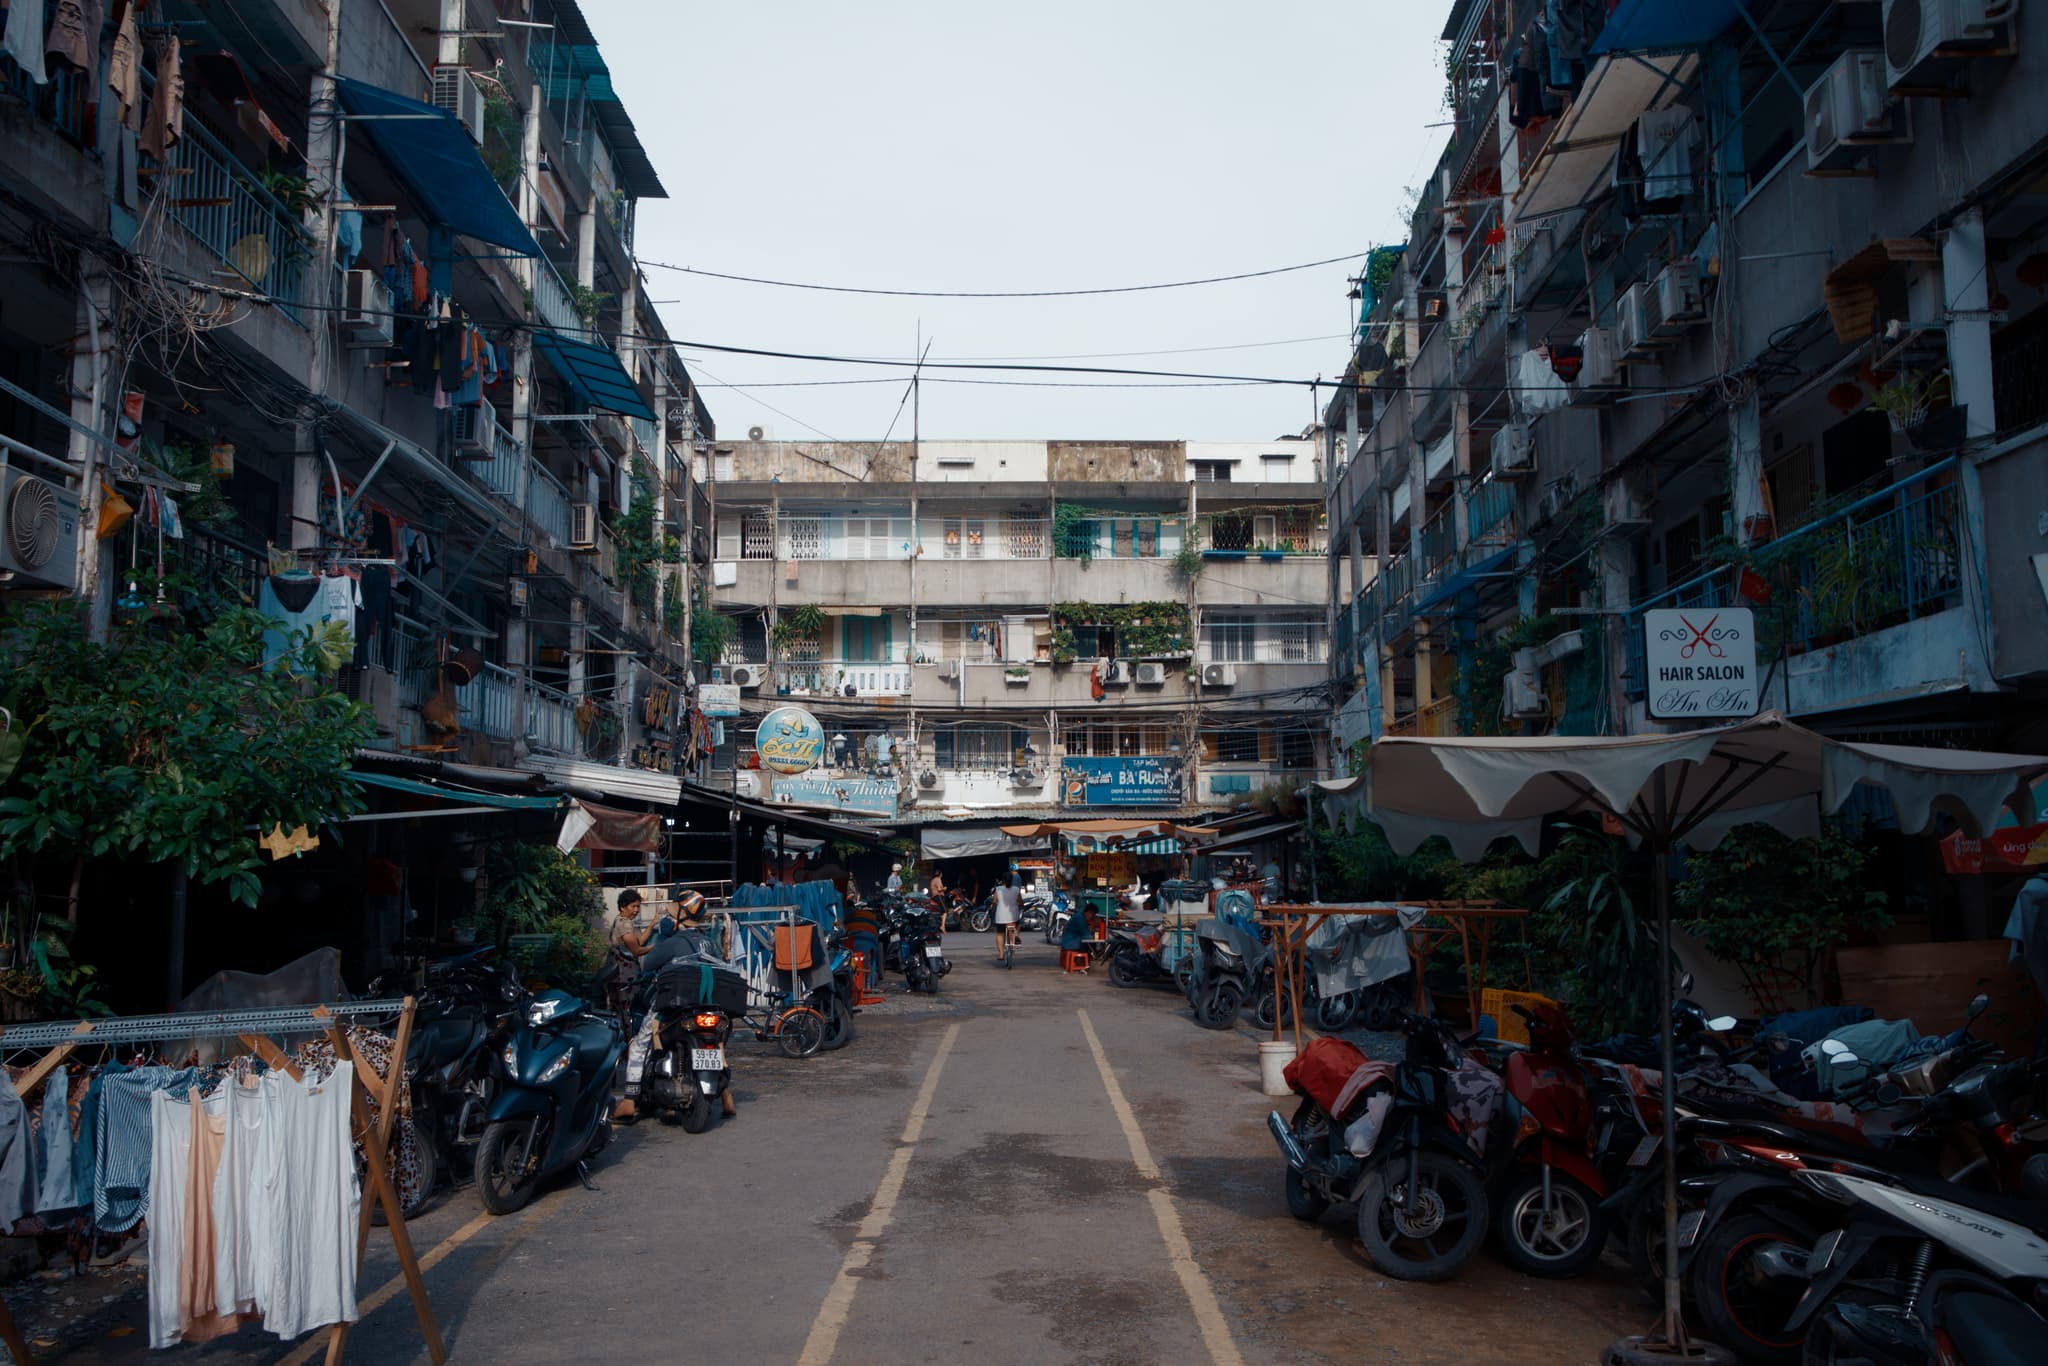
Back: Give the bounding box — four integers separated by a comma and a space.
888, 904, 949, 994
474, 975, 626, 1215
403, 948, 519, 1203
637, 956, 749, 1132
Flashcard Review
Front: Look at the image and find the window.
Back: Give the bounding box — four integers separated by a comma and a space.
783, 516, 822, 560
843, 516, 908, 560
1006, 516, 1046, 559
740, 512, 774, 561
1061, 518, 1098, 558
1203, 615, 1255, 663
935, 726, 1026, 769
1279, 731, 1315, 768
1071, 624, 1103, 659
1215, 729, 1261, 762
1088, 725, 1118, 757
1191, 461, 1232, 483
840, 616, 892, 662
1135, 520, 1159, 556
1260, 453, 1295, 480
942, 517, 964, 560
1209, 514, 1252, 551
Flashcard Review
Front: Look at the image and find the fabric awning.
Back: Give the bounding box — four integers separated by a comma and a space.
333, 78, 539, 257
1514, 52, 1698, 221
562, 800, 662, 852
678, 784, 899, 846
1197, 819, 1301, 855
533, 332, 657, 421
919, 826, 1053, 860
527, 757, 681, 807
351, 770, 563, 810
1590, 0, 1744, 54
999, 818, 1213, 844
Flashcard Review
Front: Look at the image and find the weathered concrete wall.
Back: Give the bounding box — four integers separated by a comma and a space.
1185, 439, 1320, 483
1047, 441, 1186, 482
724, 441, 915, 482
1770, 607, 1990, 716
1977, 433, 2048, 682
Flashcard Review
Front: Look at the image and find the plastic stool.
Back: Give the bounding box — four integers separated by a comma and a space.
850, 951, 887, 1005
1062, 950, 1090, 975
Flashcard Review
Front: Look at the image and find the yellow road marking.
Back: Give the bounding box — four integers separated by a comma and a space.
1078, 1008, 1246, 1366
795, 1023, 961, 1366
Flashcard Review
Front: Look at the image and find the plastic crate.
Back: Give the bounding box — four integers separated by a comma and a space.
1477, 988, 1558, 1046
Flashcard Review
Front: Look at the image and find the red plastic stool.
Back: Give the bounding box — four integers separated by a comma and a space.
1061, 950, 1090, 975
850, 951, 887, 1005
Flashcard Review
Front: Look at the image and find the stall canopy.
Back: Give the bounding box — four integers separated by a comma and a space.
1318, 710, 2048, 1349
559, 800, 662, 853
998, 818, 1210, 844
332, 78, 540, 256
1197, 819, 1300, 856
1589, 0, 1745, 54
919, 826, 1052, 861
349, 769, 564, 813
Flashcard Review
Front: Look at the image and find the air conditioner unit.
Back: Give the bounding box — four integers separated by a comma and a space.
918, 769, 941, 789
1504, 649, 1551, 718
453, 399, 497, 456
0, 466, 80, 589
1201, 663, 1237, 688
1134, 662, 1167, 686
341, 269, 394, 346
936, 659, 960, 681
430, 66, 486, 145
569, 503, 597, 550
1603, 472, 1652, 534
1653, 260, 1704, 333
1576, 327, 1621, 393
1490, 423, 1532, 478
1884, 0, 2022, 91
1616, 283, 1657, 359
339, 665, 398, 736
1100, 660, 1126, 685
1807, 50, 1912, 173
727, 664, 764, 689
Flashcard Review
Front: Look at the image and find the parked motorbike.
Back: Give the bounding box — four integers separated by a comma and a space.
1188, 916, 1261, 1030
1492, 1002, 1612, 1278
638, 956, 749, 1132
403, 948, 520, 1203
474, 975, 627, 1215
806, 929, 860, 1051
1104, 920, 1178, 989
886, 902, 949, 994
1268, 1016, 1496, 1282
1788, 1152, 2048, 1364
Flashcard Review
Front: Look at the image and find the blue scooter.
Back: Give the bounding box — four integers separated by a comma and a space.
475, 974, 626, 1215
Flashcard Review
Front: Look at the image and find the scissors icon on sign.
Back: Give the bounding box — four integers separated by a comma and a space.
1678, 613, 1724, 660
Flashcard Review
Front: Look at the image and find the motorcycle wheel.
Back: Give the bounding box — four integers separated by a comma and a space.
1106, 947, 1144, 988
1253, 984, 1300, 1033
1797, 1290, 1892, 1366
681, 1087, 717, 1134
1360, 982, 1405, 1032
1688, 1213, 1813, 1365
1316, 991, 1360, 1032
1175, 959, 1199, 1001
967, 906, 994, 933
1355, 1151, 1490, 1282
584, 1103, 613, 1160
1194, 980, 1243, 1030
475, 1120, 546, 1216
1497, 1170, 1606, 1278
776, 1006, 828, 1059
817, 991, 856, 1051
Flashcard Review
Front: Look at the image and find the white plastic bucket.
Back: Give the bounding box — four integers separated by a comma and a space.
1258, 1039, 1299, 1097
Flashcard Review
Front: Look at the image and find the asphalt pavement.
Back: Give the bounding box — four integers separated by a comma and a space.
20, 940, 1644, 1364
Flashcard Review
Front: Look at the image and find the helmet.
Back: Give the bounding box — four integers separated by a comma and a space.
676, 890, 705, 920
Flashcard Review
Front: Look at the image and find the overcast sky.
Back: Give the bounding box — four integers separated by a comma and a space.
594, 1, 1450, 443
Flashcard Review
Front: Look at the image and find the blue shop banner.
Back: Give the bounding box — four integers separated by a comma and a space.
1060, 756, 1183, 807
770, 770, 900, 817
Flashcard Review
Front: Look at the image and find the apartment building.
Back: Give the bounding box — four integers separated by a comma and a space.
0, 0, 711, 808
1328, 0, 2048, 759
700, 436, 1331, 830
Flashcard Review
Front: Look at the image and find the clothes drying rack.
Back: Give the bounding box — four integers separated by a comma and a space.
0, 998, 444, 1366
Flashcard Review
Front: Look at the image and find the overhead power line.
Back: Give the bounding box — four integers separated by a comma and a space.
637, 252, 1370, 298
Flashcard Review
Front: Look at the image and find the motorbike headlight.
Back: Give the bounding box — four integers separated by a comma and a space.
538, 1050, 574, 1083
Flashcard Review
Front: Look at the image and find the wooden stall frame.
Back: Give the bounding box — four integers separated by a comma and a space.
0, 999, 445, 1366
1259, 901, 1531, 1055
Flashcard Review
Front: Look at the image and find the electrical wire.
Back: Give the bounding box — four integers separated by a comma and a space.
637, 251, 1371, 298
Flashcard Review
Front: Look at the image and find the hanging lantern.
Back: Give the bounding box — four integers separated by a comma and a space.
1548, 344, 1584, 382
1826, 382, 1864, 413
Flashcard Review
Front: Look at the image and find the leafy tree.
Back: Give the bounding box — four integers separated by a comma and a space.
480, 841, 602, 945
0, 602, 370, 908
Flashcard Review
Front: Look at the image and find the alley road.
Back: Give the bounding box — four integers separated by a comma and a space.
34, 944, 1642, 1364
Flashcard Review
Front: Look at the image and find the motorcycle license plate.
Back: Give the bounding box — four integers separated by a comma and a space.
1676, 1209, 1707, 1250
1625, 1134, 1661, 1168
923, 945, 943, 959
690, 1048, 725, 1071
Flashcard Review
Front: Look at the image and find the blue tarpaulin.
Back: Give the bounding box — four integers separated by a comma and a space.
333, 79, 539, 257
1591, 0, 1744, 55
533, 330, 658, 421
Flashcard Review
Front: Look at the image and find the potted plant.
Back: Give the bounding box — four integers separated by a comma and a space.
1871, 370, 1962, 450
1049, 627, 1077, 667
1257, 541, 1284, 562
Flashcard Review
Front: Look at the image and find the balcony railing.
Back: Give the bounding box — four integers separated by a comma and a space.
1419, 502, 1458, 580
532, 253, 583, 336
1624, 462, 1965, 695
528, 463, 573, 548
1466, 477, 1519, 549
140, 110, 309, 319
1379, 551, 1415, 637
1419, 696, 1459, 738
772, 661, 913, 698
1, 55, 89, 143
1199, 630, 1330, 665
1385, 711, 1420, 738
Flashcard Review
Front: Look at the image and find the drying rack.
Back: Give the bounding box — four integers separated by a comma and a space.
0, 999, 444, 1366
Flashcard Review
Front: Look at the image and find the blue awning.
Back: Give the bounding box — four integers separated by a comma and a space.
333, 78, 539, 257
1591, 0, 1744, 55
534, 331, 657, 421
352, 770, 564, 811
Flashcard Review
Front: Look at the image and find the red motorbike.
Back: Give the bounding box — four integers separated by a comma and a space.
1492, 1001, 1612, 1277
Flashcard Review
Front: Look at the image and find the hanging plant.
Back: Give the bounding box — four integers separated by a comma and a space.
1051, 503, 1093, 563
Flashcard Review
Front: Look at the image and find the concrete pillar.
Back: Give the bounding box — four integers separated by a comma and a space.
616, 268, 637, 373
290, 424, 321, 557
1943, 207, 1997, 441
577, 208, 597, 293
1348, 526, 1365, 609
1600, 537, 1634, 732
1451, 390, 1472, 546
68, 267, 113, 626
1730, 393, 1766, 545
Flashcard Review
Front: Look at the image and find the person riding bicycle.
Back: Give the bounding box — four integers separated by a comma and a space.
994, 870, 1022, 960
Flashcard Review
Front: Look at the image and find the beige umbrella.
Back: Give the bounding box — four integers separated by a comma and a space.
1316, 711, 2048, 1356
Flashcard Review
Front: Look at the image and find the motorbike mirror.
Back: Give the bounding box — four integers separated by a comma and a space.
1967, 993, 1990, 1022
1678, 971, 1696, 993
1831, 1050, 1861, 1067
1706, 1015, 1738, 1032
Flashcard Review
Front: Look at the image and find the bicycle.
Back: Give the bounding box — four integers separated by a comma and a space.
996, 922, 1017, 970
737, 989, 827, 1058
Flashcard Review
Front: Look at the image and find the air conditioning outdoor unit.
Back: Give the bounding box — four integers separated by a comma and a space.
1201, 663, 1237, 688
1504, 648, 1551, 718
1603, 472, 1653, 534
569, 503, 597, 550
936, 659, 960, 681
1883, 0, 2022, 91
1100, 660, 1126, 685
1575, 327, 1621, 394
1807, 50, 1913, 173
727, 664, 764, 689
1616, 282, 1657, 359
1490, 422, 1532, 478
1134, 662, 1167, 686
341, 269, 394, 346
919, 769, 941, 789
453, 399, 497, 456
430, 66, 486, 145
1653, 260, 1704, 333
339, 665, 399, 736
0, 466, 80, 590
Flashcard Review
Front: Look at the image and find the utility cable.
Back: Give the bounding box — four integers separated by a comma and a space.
637, 251, 1371, 298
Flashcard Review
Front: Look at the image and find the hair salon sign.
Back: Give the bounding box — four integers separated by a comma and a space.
1644, 608, 1759, 720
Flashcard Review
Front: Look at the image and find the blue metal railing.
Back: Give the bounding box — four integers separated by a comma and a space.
140, 113, 309, 318
532, 253, 583, 336
1623, 462, 1965, 695
527, 461, 574, 547
1379, 551, 1414, 637
1, 56, 89, 143
1467, 477, 1518, 545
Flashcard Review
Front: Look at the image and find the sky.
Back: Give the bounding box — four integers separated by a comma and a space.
593, 1, 1451, 443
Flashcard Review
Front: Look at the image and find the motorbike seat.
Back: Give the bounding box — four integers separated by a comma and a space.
1940, 1291, 2041, 1366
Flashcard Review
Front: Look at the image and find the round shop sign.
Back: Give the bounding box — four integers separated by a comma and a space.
757, 705, 827, 775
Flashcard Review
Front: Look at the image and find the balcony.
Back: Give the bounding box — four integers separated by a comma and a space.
1465, 477, 1520, 553
772, 661, 913, 699
2, 54, 90, 144
1624, 463, 1966, 699
461, 428, 576, 549
532, 253, 585, 337
1419, 696, 1460, 738
1378, 551, 1416, 639
140, 112, 310, 319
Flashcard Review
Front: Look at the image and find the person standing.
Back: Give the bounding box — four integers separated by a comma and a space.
885, 863, 904, 895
